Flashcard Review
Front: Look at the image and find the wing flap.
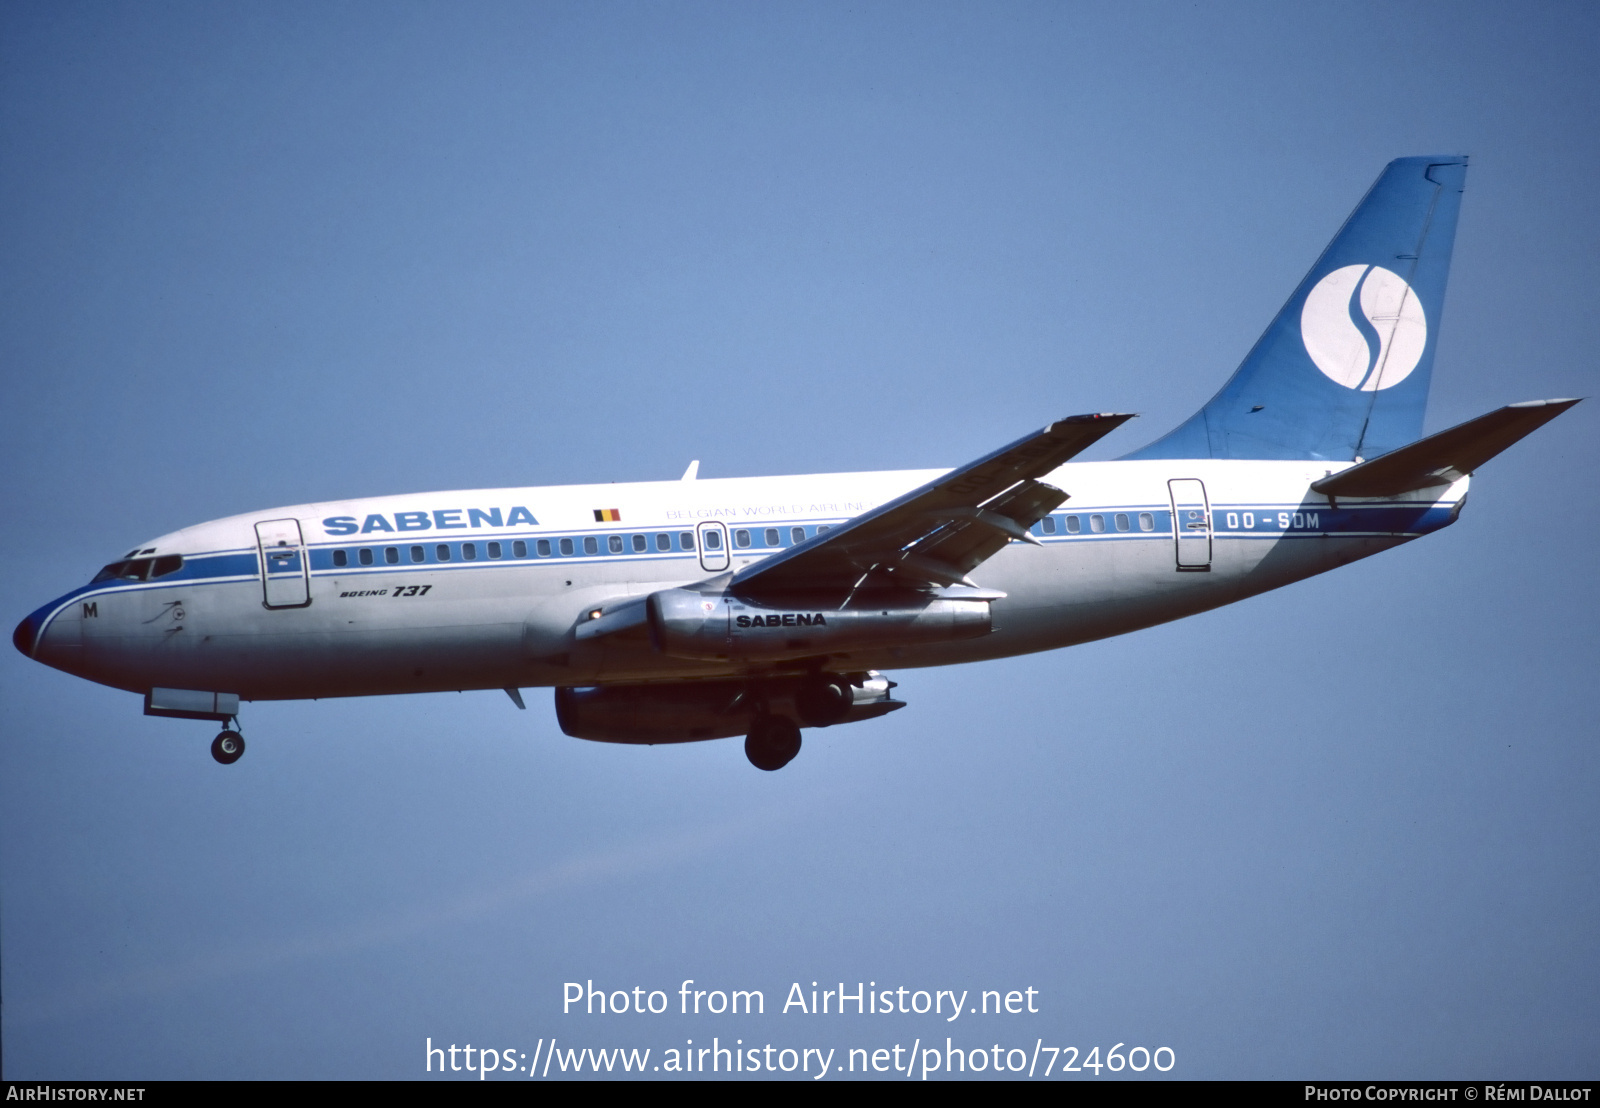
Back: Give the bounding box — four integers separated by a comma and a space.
1312, 399, 1580, 498
899, 479, 1069, 587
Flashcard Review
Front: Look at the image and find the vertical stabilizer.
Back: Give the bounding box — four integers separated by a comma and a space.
1126, 156, 1468, 461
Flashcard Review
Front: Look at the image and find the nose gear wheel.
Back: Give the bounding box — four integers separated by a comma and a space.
211, 727, 245, 764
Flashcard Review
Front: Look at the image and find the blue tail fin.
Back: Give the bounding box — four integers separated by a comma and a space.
1125, 156, 1468, 462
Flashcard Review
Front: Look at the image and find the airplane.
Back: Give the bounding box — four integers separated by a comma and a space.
12, 155, 1580, 770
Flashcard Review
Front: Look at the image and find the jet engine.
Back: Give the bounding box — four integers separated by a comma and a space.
554, 672, 900, 744
646, 588, 991, 663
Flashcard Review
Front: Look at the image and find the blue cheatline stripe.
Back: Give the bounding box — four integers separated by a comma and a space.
30, 501, 1458, 635
147, 501, 1470, 581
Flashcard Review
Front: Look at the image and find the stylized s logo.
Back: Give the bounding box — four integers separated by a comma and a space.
1301, 264, 1427, 391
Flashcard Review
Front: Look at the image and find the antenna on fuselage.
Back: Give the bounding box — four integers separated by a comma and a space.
681, 460, 700, 481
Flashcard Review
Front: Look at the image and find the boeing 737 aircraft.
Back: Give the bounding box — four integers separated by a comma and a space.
13, 156, 1579, 769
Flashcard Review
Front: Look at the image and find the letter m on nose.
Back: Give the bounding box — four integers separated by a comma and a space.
82, 602, 97, 618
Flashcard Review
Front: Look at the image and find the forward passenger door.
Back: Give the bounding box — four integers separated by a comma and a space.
255, 518, 311, 608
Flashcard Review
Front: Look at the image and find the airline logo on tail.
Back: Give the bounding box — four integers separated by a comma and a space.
1301, 264, 1427, 391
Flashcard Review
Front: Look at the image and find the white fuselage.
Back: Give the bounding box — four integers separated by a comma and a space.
21, 458, 1465, 702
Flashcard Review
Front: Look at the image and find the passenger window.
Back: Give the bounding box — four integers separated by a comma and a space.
463, 543, 477, 560
359, 548, 374, 566
734, 529, 750, 548
1041, 517, 1057, 535
583, 536, 598, 555
791, 527, 806, 544
764, 528, 779, 546
632, 534, 647, 553
487, 541, 502, 559
680, 532, 694, 550
1139, 512, 1154, 532
410, 546, 425, 563
436, 544, 451, 561
534, 539, 549, 557
608, 535, 623, 554
1090, 515, 1105, 533
385, 547, 400, 564
1066, 516, 1081, 534
558, 538, 573, 556
1115, 513, 1130, 532
513, 540, 527, 558
656, 533, 670, 551
817, 525, 831, 533
704, 530, 722, 550
333, 549, 348, 568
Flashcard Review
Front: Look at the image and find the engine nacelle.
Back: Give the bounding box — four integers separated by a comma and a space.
646, 588, 991, 663
555, 673, 900, 744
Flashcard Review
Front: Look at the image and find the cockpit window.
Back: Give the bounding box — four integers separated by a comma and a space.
91, 554, 183, 584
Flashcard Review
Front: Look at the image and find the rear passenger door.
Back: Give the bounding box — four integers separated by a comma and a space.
1167, 479, 1212, 571
256, 518, 311, 608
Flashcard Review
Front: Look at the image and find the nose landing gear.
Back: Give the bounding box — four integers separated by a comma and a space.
211, 725, 245, 764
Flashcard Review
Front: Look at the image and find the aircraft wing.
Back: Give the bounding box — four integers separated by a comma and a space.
729, 412, 1135, 598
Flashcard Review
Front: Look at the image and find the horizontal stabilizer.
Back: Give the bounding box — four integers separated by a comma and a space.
1312, 399, 1580, 498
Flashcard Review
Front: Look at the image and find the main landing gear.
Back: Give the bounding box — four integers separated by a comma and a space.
795, 675, 853, 727
211, 725, 245, 765
744, 715, 801, 771
743, 674, 868, 770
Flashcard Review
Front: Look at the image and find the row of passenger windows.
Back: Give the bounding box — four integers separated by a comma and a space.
735, 526, 822, 548
327, 526, 829, 568
333, 536, 665, 567
1038, 512, 1156, 535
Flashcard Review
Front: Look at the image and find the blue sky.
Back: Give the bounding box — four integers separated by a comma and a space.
2, 1, 1596, 1079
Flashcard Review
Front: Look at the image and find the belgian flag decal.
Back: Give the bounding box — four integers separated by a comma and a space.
593, 508, 621, 522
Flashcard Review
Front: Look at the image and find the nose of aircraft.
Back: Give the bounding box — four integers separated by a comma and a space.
14, 612, 38, 658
